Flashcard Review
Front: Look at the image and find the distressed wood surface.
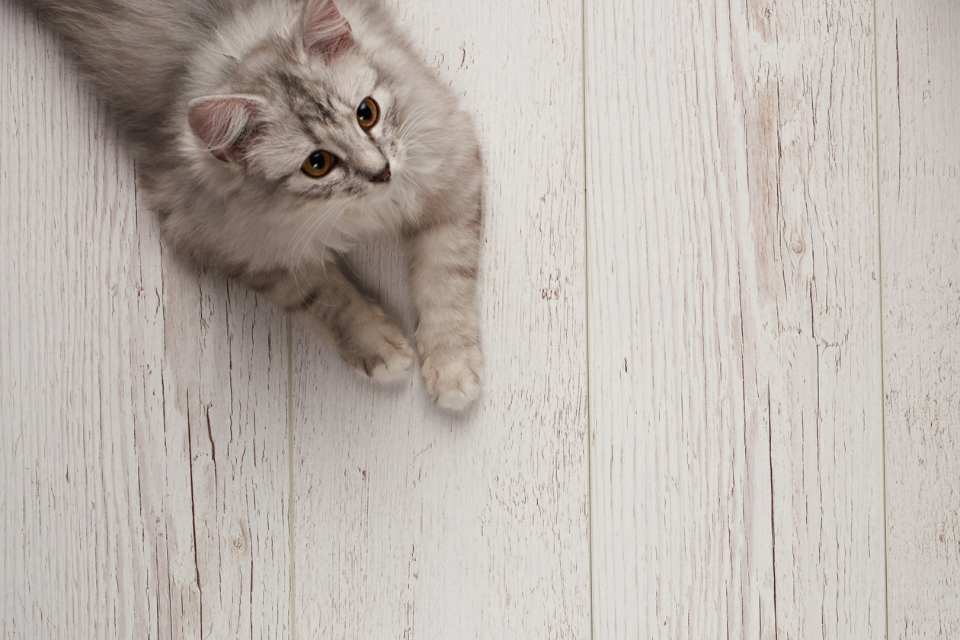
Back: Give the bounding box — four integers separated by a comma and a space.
0, 3, 291, 639
155, 234, 292, 639
289, 1, 590, 638
878, 2, 960, 637
586, 1, 885, 638
6, 0, 960, 638
0, 5, 156, 637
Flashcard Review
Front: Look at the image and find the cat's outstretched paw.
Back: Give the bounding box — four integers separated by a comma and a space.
341, 320, 415, 385
421, 345, 483, 412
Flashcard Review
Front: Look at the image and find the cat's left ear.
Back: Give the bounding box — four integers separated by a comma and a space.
188, 94, 265, 162
302, 0, 353, 58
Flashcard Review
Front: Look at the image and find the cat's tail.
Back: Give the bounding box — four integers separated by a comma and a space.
23, 0, 207, 138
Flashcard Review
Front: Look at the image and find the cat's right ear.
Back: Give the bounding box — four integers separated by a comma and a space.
302, 0, 353, 58
187, 94, 265, 162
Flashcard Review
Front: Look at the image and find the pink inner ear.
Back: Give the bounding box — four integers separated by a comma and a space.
303, 0, 353, 57
188, 95, 261, 159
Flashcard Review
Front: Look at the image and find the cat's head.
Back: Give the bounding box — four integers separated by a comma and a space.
184, 0, 445, 206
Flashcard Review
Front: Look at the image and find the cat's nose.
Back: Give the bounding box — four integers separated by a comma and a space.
370, 164, 391, 183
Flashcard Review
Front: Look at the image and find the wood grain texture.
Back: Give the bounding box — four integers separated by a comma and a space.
0, 5, 157, 636
9, 0, 960, 637
289, 1, 589, 638
0, 4, 291, 638
586, 1, 885, 638
878, 1, 960, 637
154, 257, 292, 640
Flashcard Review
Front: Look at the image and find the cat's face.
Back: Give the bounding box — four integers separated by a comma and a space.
187, 0, 415, 206
246, 52, 400, 202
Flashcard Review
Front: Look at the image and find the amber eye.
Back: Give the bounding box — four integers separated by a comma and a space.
301, 150, 337, 178
356, 97, 380, 129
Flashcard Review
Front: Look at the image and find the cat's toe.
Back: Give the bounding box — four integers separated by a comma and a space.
345, 322, 415, 385
421, 346, 483, 412
435, 379, 480, 412
364, 343, 415, 385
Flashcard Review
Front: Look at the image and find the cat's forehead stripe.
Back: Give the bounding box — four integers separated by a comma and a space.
275, 70, 341, 121
270, 70, 332, 146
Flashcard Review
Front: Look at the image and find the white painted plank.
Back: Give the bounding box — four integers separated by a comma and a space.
154, 260, 292, 640
0, 4, 292, 639
0, 4, 162, 637
878, 2, 960, 637
748, 4, 886, 636
586, 1, 885, 637
290, 1, 589, 638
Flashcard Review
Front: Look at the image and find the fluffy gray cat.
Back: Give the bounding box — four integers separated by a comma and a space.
28, 0, 484, 411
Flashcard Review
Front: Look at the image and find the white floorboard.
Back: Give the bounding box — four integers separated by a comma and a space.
878, 1, 960, 637
1, 4, 165, 636
586, 1, 884, 637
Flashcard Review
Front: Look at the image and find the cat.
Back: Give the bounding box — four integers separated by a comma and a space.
26, 0, 484, 411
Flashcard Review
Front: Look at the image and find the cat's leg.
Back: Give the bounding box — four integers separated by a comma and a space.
246, 259, 415, 384
406, 213, 483, 412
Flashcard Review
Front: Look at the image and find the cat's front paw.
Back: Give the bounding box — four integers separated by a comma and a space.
340, 319, 415, 385
420, 344, 483, 412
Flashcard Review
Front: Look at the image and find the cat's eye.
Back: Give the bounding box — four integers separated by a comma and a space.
356, 97, 380, 130
301, 150, 337, 178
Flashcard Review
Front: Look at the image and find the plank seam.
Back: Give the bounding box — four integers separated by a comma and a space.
870, 0, 892, 637
580, 0, 595, 638
287, 324, 297, 640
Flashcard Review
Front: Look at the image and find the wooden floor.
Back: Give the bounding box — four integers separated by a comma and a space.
2, 0, 959, 638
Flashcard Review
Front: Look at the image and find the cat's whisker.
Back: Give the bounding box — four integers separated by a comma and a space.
287, 204, 351, 300
288, 214, 322, 269
285, 207, 342, 295
308, 208, 351, 254
397, 112, 430, 139
396, 109, 427, 134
